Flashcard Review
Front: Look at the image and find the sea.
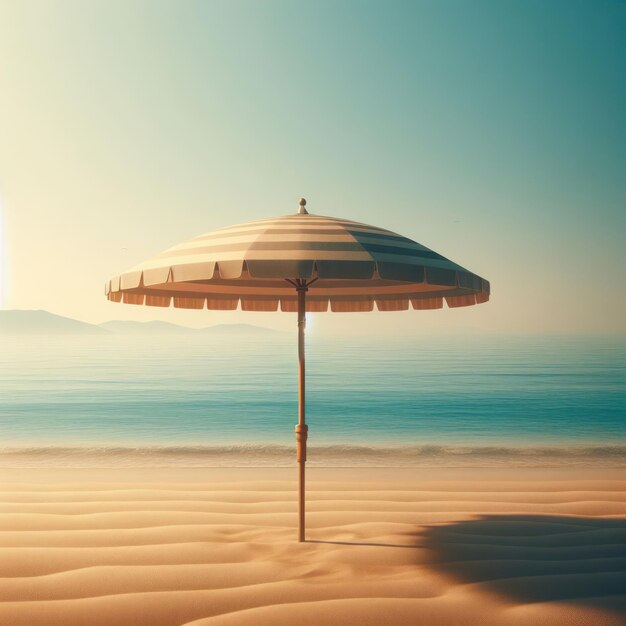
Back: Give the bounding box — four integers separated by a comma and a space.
0, 332, 624, 468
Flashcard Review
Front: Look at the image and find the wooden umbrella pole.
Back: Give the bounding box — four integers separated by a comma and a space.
295, 280, 308, 542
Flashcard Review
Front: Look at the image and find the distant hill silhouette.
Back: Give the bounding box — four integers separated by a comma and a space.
100, 320, 195, 334
0, 310, 281, 336
100, 320, 281, 335
199, 323, 281, 335
0, 310, 108, 335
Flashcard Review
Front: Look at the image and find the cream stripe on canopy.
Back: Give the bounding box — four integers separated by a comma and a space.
106, 211, 490, 312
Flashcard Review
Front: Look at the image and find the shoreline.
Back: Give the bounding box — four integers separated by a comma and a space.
1, 442, 625, 469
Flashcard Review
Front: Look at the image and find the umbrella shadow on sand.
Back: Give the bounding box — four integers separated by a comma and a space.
421, 514, 626, 612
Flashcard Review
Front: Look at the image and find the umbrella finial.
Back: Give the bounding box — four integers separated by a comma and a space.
298, 197, 308, 215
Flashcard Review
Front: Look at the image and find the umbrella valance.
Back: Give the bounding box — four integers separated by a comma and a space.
106, 210, 490, 313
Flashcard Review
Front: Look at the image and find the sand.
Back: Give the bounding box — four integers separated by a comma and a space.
0, 466, 624, 625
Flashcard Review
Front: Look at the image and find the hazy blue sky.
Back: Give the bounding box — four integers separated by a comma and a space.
1, 0, 624, 335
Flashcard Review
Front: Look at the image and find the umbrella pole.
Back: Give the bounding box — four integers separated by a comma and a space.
295, 281, 308, 542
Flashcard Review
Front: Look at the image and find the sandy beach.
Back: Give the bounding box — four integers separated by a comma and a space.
0, 466, 624, 625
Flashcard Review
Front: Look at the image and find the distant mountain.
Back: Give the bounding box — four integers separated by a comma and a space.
99, 320, 281, 335
0, 310, 282, 336
0, 310, 108, 335
100, 320, 195, 334
200, 323, 282, 335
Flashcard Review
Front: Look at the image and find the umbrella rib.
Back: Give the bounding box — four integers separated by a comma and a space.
285, 278, 318, 289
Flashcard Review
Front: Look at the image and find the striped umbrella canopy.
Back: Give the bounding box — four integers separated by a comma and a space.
107, 199, 489, 312
106, 199, 490, 541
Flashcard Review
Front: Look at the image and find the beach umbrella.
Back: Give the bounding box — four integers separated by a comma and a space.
105, 198, 490, 541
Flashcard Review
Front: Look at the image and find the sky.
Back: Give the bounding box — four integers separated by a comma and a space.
0, 0, 624, 336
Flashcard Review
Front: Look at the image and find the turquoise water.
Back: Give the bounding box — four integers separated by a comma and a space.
0, 333, 624, 466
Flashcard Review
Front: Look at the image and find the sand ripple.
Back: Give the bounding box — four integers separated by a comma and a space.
0, 467, 624, 625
